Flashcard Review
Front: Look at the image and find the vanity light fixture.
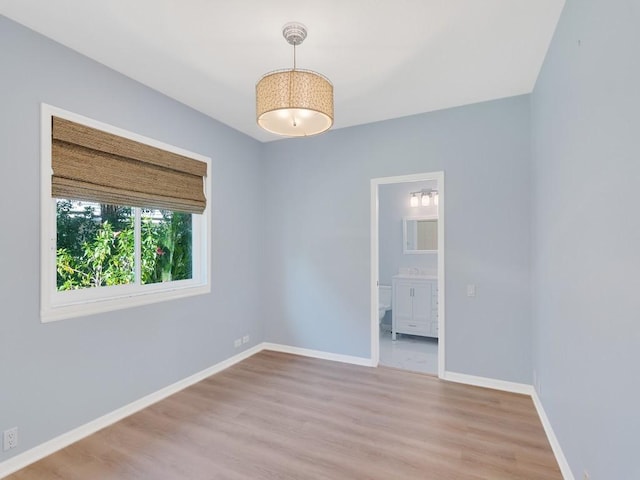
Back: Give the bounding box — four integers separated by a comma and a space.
256, 22, 334, 137
410, 190, 439, 207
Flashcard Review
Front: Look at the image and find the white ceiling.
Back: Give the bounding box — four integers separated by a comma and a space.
0, 0, 564, 142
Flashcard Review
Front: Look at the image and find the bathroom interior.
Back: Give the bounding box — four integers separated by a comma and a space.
378, 179, 439, 375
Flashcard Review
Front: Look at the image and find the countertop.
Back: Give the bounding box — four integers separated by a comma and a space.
392, 274, 438, 280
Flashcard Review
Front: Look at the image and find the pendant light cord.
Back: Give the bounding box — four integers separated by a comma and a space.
293, 43, 297, 70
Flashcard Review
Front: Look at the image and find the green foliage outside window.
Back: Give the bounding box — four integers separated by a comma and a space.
141, 209, 192, 284
56, 200, 192, 291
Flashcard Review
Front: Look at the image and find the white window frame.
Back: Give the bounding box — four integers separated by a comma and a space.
40, 104, 211, 323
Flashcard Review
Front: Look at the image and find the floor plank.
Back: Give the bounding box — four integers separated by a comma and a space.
7, 351, 562, 479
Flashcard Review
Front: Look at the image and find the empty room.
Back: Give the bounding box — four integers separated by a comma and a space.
0, 1, 637, 479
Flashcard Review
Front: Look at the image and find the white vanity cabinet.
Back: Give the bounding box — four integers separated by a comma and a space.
392, 275, 438, 340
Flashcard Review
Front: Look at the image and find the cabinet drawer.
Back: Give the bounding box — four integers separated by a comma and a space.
396, 320, 429, 336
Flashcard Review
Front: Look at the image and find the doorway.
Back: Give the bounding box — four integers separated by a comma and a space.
370, 172, 445, 377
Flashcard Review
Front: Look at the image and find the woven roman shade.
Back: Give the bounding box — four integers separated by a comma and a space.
51, 117, 207, 214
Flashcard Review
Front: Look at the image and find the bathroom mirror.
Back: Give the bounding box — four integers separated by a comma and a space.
403, 216, 438, 254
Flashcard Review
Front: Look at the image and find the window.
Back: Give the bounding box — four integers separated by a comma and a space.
41, 105, 211, 322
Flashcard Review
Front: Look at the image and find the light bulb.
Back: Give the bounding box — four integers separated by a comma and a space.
433, 192, 439, 206
421, 193, 430, 206
410, 194, 419, 207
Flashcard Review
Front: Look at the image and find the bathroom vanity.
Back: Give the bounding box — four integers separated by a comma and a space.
391, 274, 438, 340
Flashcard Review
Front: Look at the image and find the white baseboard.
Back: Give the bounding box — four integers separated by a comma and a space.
532, 391, 575, 480
443, 371, 573, 480
0, 344, 263, 479
0, 342, 371, 478
1, 344, 572, 480
262, 342, 376, 367
442, 370, 534, 395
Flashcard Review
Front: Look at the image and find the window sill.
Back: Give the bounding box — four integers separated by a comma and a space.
41, 283, 210, 323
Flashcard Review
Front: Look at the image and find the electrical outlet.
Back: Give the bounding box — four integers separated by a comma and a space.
3, 427, 18, 451
233, 338, 242, 348
242, 335, 250, 344
466, 284, 476, 297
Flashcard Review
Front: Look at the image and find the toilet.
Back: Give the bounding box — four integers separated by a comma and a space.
378, 285, 392, 322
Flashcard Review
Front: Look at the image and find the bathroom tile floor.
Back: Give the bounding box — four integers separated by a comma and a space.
379, 327, 438, 375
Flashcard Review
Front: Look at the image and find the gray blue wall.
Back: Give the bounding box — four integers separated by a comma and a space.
378, 180, 438, 286
262, 96, 532, 382
0, 16, 264, 462
530, 0, 640, 478
10, 3, 633, 475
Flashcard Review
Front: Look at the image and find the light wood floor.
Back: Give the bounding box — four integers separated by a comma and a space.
8, 351, 562, 479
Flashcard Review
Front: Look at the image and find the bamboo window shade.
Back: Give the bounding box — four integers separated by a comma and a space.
51, 117, 207, 214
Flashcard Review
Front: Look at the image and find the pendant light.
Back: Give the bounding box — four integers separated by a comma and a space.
256, 23, 334, 137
